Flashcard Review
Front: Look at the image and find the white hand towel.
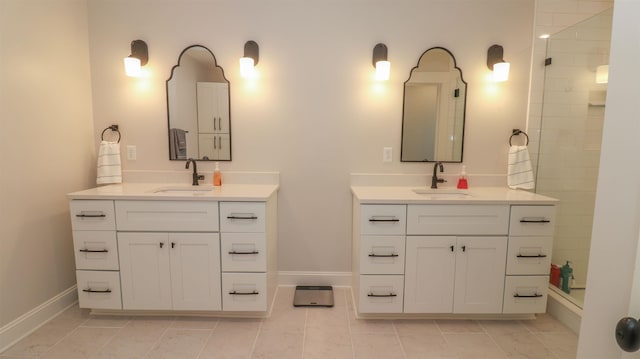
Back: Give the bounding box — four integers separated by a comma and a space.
97, 141, 122, 184
508, 145, 535, 190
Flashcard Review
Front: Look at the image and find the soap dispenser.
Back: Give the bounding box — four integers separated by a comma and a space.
457, 165, 468, 189
560, 261, 573, 294
213, 162, 222, 186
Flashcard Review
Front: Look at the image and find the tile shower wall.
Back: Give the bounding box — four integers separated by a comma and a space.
528, 1, 613, 288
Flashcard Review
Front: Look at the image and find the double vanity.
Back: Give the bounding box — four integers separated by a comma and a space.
68, 183, 278, 315
68, 180, 556, 319
351, 185, 557, 318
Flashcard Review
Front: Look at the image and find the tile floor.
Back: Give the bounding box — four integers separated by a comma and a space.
1, 287, 578, 359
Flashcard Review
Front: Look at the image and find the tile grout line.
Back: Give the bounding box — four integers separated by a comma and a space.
478, 320, 511, 358
391, 320, 408, 359
141, 317, 177, 358
345, 288, 357, 359
194, 320, 219, 359
86, 324, 125, 358
521, 317, 563, 359
300, 308, 309, 359
37, 315, 88, 358
248, 318, 265, 358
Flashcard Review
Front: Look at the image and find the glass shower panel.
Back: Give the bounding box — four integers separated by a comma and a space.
536, 8, 613, 308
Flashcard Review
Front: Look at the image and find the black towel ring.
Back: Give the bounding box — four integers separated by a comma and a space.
509, 129, 529, 146
101, 125, 121, 143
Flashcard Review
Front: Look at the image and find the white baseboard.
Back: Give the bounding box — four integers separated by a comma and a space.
278, 271, 352, 287
0, 285, 78, 353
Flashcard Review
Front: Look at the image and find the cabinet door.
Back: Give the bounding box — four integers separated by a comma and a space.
118, 232, 172, 310
197, 82, 217, 133
404, 236, 456, 313
215, 83, 230, 134
169, 233, 221, 311
453, 236, 507, 314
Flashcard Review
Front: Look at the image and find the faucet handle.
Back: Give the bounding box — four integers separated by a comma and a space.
197, 175, 205, 180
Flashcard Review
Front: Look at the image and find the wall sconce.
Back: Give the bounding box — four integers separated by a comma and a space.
596, 65, 609, 84
240, 40, 259, 78
372, 43, 390, 81
487, 44, 510, 82
123, 40, 148, 77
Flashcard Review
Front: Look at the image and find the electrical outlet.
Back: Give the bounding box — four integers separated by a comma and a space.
383, 147, 392, 162
126, 145, 137, 160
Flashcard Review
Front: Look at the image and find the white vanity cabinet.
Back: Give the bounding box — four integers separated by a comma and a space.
404, 205, 509, 314
69, 200, 122, 310
351, 186, 557, 318
117, 232, 221, 311
68, 183, 278, 315
503, 205, 556, 314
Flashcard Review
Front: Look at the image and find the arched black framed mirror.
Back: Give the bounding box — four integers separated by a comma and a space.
166, 45, 231, 161
401, 47, 467, 163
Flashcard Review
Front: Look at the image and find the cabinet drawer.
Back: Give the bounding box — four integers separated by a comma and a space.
360, 205, 406, 235
70, 200, 115, 231
73, 231, 119, 270
359, 236, 405, 275
358, 275, 404, 313
222, 273, 267, 312
76, 270, 122, 310
220, 202, 265, 233
115, 200, 219, 231
407, 205, 509, 235
509, 206, 556, 236
502, 276, 549, 314
221, 233, 266, 272
506, 237, 553, 275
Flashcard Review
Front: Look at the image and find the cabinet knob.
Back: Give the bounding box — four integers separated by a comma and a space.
159, 242, 164, 248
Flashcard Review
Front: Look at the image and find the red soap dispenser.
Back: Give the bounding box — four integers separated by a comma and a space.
457, 165, 468, 189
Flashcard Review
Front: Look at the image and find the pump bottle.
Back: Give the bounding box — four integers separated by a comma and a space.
457, 165, 468, 189
213, 162, 222, 186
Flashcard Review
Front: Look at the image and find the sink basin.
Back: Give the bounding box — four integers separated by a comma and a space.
152, 185, 214, 195
412, 188, 471, 198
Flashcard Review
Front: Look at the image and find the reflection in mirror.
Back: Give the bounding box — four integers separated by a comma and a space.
167, 45, 231, 161
401, 47, 466, 163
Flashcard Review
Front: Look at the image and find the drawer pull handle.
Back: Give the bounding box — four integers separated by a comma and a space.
513, 293, 543, 298
82, 288, 112, 293
76, 213, 106, 218
227, 215, 258, 220
461, 245, 466, 252
368, 253, 399, 258
79, 249, 109, 253
229, 251, 260, 255
517, 254, 547, 258
367, 293, 397, 298
159, 242, 164, 248
450, 245, 454, 252
368, 218, 400, 222
520, 219, 550, 223
229, 290, 259, 295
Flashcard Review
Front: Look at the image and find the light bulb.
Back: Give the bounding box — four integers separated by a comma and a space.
240, 57, 255, 78
492, 62, 510, 82
375, 60, 390, 81
124, 56, 142, 77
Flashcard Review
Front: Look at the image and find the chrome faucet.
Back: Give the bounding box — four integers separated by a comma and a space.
185, 158, 204, 186
431, 162, 446, 189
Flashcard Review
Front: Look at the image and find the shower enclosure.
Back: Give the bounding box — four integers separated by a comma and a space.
535, 8, 613, 308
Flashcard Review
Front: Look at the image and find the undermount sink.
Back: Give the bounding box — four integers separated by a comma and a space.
412, 188, 471, 198
152, 185, 214, 195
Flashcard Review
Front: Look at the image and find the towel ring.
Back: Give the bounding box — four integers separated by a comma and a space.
509, 129, 529, 146
101, 125, 121, 143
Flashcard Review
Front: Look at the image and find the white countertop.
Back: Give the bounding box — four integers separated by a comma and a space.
351, 186, 558, 204
67, 183, 279, 201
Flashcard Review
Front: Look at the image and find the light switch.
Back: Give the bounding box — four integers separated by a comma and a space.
126, 145, 137, 160
383, 147, 392, 162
